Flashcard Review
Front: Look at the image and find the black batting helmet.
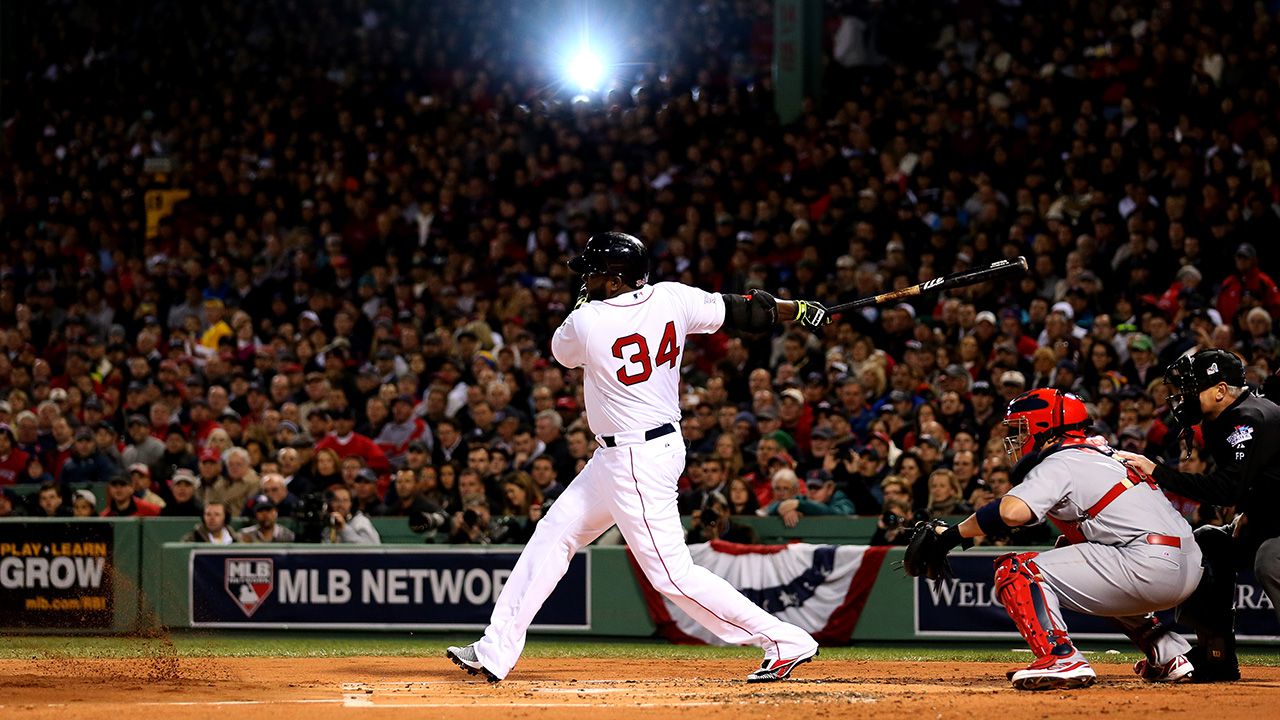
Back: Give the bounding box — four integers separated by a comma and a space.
567, 232, 649, 288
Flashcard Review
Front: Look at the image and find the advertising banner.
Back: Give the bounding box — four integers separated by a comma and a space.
0, 521, 114, 629
916, 552, 1278, 641
630, 541, 889, 644
190, 547, 589, 629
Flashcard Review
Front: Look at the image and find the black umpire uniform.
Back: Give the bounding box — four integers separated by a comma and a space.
1148, 350, 1280, 680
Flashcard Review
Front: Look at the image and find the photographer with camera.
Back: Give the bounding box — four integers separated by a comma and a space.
386, 468, 448, 536
320, 485, 381, 544
450, 497, 496, 544
870, 498, 926, 546
685, 492, 757, 545
870, 476, 919, 546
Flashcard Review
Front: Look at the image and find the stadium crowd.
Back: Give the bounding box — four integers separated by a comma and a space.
1, 0, 1278, 548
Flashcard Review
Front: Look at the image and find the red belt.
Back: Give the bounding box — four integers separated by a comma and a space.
1144, 534, 1181, 548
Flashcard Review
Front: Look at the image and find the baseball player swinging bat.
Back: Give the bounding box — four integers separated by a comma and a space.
827, 256, 1028, 314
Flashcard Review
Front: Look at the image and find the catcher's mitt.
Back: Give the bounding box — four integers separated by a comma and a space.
902, 520, 966, 580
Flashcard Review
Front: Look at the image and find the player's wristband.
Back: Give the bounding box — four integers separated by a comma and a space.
975, 499, 1013, 539
938, 523, 973, 552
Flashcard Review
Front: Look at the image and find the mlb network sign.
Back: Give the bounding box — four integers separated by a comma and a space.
190, 548, 590, 629
916, 553, 1278, 641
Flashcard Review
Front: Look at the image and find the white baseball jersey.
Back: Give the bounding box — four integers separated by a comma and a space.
476, 281, 817, 679
551, 282, 725, 436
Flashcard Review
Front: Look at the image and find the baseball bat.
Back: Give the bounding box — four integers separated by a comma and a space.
826, 256, 1028, 314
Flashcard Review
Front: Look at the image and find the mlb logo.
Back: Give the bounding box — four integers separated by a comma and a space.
224, 558, 274, 618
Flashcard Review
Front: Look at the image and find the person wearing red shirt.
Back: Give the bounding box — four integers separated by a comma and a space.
1217, 243, 1280, 324
316, 406, 390, 476
0, 425, 31, 485
100, 474, 161, 517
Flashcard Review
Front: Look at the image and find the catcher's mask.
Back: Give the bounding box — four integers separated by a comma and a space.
1002, 388, 1090, 462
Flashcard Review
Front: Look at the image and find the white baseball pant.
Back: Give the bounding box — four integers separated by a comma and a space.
473, 430, 816, 679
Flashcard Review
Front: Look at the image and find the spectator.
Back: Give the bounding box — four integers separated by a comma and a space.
1218, 244, 1280, 325
766, 470, 855, 528
0, 488, 22, 517
893, 451, 927, 510
686, 492, 757, 545
0, 424, 29, 485
309, 448, 344, 491
161, 469, 204, 517
880, 475, 913, 511
101, 474, 161, 517
204, 447, 258, 515
495, 471, 542, 543
128, 463, 167, 509
20, 456, 54, 487
533, 409, 575, 482
122, 414, 164, 473
432, 418, 470, 467
870, 498, 919, 546
239, 493, 296, 543
71, 489, 97, 517
528, 454, 565, 503
158, 425, 198, 485
376, 395, 431, 469
34, 481, 68, 517
759, 468, 802, 517
321, 486, 381, 544
93, 422, 124, 467
62, 427, 120, 486
725, 477, 761, 516
182, 502, 237, 544
316, 406, 391, 476
352, 468, 388, 517
450, 497, 496, 545
259, 473, 299, 518
925, 468, 971, 518
387, 468, 448, 535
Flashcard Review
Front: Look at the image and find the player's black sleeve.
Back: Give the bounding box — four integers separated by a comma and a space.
720, 290, 776, 333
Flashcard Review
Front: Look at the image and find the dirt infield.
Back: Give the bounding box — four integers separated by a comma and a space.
2, 655, 1277, 719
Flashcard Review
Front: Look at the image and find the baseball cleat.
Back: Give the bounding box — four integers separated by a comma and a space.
446, 644, 500, 683
1009, 652, 1096, 691
746, 646, 819, 683
1134, 654, 1194, 683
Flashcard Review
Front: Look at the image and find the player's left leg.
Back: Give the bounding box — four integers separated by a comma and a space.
454, 457, 616, 681
992, 550, 1095, 691
605, 438, 817, 682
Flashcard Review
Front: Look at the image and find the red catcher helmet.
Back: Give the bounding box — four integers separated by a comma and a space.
1002, 388, 1090, 461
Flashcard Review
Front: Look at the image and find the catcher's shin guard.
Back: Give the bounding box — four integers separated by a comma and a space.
994, 552, 1073, 657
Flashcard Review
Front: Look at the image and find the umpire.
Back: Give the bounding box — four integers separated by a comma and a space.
1118, 349, 1280, 681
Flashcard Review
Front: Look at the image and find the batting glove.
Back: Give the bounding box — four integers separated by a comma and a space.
794, 300, 831, 328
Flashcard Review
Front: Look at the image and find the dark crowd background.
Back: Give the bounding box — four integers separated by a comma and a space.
1, 0, 1279, 547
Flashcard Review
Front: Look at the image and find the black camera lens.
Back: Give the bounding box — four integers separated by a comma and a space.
700, 508, 720, 525
462, 509, 479, 526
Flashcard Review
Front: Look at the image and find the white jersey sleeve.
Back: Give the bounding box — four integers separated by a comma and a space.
551, 309, 590, 369
1005, 456, 1074, 525
666, 282, 726, 335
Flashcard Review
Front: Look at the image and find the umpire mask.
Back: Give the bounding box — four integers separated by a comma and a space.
1165, 350, 1246, 428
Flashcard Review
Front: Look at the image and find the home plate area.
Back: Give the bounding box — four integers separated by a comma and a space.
3, 656, 1279, 720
